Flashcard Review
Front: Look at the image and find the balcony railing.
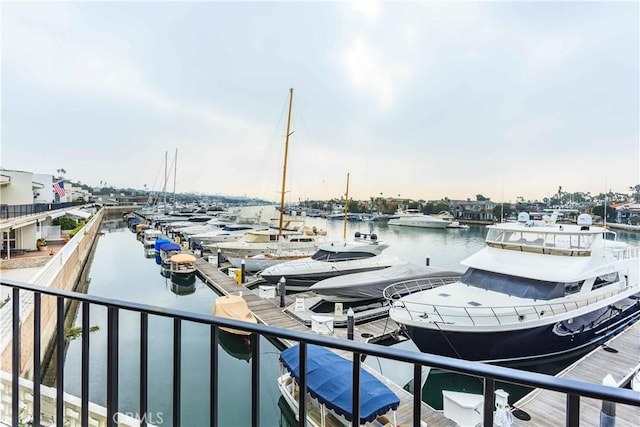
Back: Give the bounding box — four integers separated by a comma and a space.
0, 202, 84, 219
2, 279, 639, 427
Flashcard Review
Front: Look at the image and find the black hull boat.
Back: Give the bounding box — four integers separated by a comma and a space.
387, 213, 640, 364
405, 296, 640, 363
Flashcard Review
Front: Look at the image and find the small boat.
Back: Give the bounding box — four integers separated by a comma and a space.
158, 242, 183, 266
212, 295, 257, 336
142, 229, 165, 248
169, 253, 197, 283
278, 344, 400, 427
387, 212, 640, 364
309, 263, 461, 302
259, 233, 405, 291
434, 211, 470, 229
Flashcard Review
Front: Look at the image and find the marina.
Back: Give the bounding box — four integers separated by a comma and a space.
84, 211, 640, 424
2, 207, 639, 426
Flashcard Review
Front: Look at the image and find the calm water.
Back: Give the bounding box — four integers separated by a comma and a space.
63, 217, 640, 425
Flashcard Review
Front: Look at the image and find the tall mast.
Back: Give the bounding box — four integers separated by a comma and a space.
343, 172, 350, 240
163, 150, 167, 211
173, 149, 177, 208
278, 88, 294, 237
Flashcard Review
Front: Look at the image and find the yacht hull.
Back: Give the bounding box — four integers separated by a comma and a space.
403, 295, 640, 363
261, 265, 391, 291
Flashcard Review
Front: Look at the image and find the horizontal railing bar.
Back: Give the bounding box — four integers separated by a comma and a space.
2, 278, 640, 407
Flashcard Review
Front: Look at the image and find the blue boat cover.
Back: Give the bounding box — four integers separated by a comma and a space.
279, 344, 400, 423
159, 242, 182, 252
154, 238, 172, 250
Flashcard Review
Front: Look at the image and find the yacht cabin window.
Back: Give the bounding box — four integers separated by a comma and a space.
462, 268, 566, 300
311, 250, 375, 262
591, 272, 619, 290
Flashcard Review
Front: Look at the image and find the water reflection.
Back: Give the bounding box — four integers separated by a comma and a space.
218, 330, 252, 362
169, 279, 196, 296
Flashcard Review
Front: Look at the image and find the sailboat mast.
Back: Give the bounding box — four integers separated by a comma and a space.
173, 149, 177, 209
278, 88, 294, 237
343, 172, 350, 240
163, 151, 167, 211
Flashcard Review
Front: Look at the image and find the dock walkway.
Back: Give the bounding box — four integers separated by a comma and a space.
195, 258, 457, 426
514, 322, 640, 426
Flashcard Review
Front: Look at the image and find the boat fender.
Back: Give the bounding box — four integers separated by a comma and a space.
370, 233, 377, 241
354, 232, 361, 238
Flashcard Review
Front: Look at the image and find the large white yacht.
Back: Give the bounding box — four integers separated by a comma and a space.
387, 209, 450, 228
259, 233, 405, 291
386, 213, 640, 363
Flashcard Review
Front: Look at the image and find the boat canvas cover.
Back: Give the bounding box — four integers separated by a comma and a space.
310, 263, 461, 300
279, 344, 400, 423
159, 242, 182, 252
170, 253, 196, 263
154, 238, 172, 250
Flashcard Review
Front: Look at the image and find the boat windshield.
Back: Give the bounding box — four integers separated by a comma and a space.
486, 229, 594, 255
311, 249, 375, 262
461, 268, 567, 300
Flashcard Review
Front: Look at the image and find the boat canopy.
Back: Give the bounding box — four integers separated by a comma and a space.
159, 242, 182, 252
154, 238, 172, 250
279, 344, 400, 423
170, 253, 196, 263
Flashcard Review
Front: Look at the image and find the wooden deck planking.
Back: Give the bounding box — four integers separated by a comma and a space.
195, 258, 459, 426
515, 322, 640, 426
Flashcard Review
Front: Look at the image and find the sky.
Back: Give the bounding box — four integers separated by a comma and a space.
1, 1, 639, 204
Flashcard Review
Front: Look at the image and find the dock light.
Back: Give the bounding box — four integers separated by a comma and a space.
217, 248, 222, 268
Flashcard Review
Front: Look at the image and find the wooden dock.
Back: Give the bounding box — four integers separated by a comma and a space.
196, 257, 640, 426
195, 258, 457, 426
514, 321, 640, 426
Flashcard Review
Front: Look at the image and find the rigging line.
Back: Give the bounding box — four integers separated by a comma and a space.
295, 97, 329, 189
252, 92, 290, 203
433, 320, 464, 360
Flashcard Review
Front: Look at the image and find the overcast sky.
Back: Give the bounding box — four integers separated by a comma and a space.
2, 1, 638, 203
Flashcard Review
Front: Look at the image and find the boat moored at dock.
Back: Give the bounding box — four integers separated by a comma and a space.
386, 212, 640, 364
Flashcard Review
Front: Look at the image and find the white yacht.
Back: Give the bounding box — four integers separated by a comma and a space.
388, 209, 450, 228
259, 233, 405, 291
386, 213, 640, 363
212, 224, 324, 259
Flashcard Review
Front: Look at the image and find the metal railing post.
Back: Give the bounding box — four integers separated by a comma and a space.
567, 394, 580, 427
483, 377, 495, 427
107, 306, 119, 427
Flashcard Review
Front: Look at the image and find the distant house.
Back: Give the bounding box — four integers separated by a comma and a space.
452, 199, 496, 221
611, 202, 640, 224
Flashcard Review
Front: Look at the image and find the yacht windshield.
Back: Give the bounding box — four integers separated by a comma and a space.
311, 250, 375, 262
461, 268, 566, 300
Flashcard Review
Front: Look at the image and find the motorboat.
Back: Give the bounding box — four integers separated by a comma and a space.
192, 224, 269, 250
212, 223, 326, 259
212, 295, 258, 336
259, 232, 405, 291
277, 344, 400, 427
434, 211, 470, 229
386, 212, 640, 364
169, 253, 197, 284
309, 263, 461, 302
158, 242, 183, 266
142, 229, 164, 248
227, 250, 315, 272
388, 210, 450, 228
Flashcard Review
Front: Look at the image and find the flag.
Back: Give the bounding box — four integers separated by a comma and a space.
53, 180, 66, 197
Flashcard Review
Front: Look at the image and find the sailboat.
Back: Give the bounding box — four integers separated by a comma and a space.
259, 173, 405, 291
222, 89, 327, 270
